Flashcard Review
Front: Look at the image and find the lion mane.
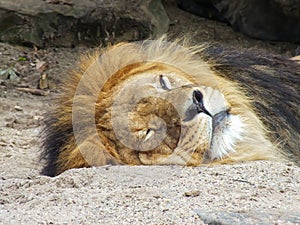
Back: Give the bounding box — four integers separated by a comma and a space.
41, 38, 300, 176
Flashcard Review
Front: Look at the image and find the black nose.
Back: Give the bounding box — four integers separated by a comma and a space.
183, 90, 212, 121
193, 90, 203, 104
193, 90, 212, 117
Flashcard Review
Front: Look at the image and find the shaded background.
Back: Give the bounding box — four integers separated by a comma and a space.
0, 0, 299, 55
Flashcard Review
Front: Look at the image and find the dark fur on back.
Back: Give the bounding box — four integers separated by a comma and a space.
41, 116, 72, 176
203, 46, 300, 161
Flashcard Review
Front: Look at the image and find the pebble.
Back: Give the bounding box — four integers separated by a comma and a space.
14, 105, 23, 111
184, 190, 200, 197
0, 141, 7, 146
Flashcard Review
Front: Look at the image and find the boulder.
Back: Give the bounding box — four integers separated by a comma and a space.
178, 0, 300, 43
0, 0, 170, 47
177, 0, 226, 22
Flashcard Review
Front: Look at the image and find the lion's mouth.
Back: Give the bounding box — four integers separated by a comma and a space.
212, 110, 228, 131
202, 108, 243, 163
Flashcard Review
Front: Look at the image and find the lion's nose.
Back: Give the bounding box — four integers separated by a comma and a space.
193, 90, 212, 117
183, 90, 212, 122
193, 90, 203, 104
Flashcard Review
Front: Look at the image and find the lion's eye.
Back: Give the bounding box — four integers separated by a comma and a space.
144, 128, 155, 141
159, 75, 172, 90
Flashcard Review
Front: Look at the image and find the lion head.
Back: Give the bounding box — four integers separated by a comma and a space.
42, 38, 283, 176
94, 60, 244, 166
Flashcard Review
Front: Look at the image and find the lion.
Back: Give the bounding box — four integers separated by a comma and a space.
41, 38, 300, 176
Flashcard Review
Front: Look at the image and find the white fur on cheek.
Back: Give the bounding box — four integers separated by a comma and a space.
208, 114, 244, 160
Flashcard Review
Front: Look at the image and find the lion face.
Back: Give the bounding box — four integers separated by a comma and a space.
97, 63, 244, 166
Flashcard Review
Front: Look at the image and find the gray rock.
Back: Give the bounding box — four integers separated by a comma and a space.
177, 0, 226, 22
195, 209, 300, 225
0, 0, 170, 47
274, 0, 300, 18
212, 0, 300, 42
178, 0, 300, 42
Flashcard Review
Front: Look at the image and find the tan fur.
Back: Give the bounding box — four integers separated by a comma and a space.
41, 38, 298, 176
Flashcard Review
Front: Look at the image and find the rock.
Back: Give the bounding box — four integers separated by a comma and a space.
177, 0, 226, 22
0, 0, 170, 47
195, 209, 300, 224
0, 141, 7, 146
178, 0, 300, 43
274, 0, 300, 18
184, 190, 200, 197
295, 46, 300, 56
14, 105, 23, 111
212, 0, 300, 42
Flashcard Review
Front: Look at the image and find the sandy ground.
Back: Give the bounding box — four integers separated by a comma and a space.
1, 114, 300, 224
1, 3, 300, 224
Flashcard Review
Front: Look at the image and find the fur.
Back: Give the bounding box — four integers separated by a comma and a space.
41, 38, 300, 176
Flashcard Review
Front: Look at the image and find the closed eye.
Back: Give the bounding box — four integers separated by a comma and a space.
159, 75, 172, 90
144, 128, 155, 141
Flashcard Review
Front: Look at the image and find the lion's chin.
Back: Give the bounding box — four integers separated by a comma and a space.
202, 112, 244, 163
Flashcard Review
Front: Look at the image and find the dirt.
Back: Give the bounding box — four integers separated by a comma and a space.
0, 2, 300, 224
